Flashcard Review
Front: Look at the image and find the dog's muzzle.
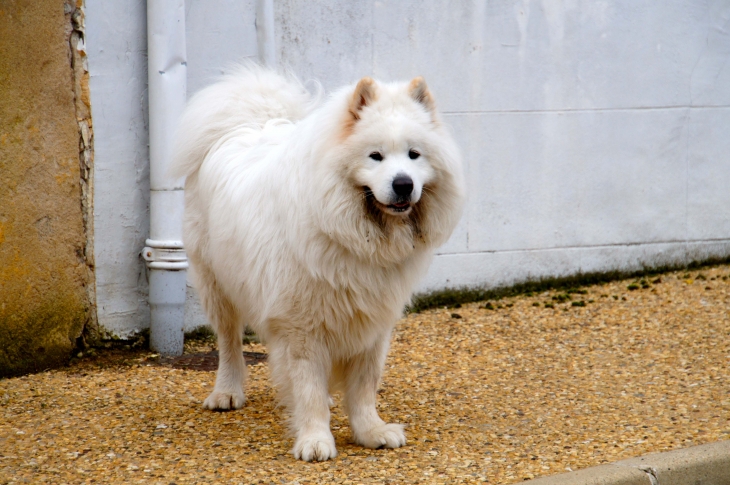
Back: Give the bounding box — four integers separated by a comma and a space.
388, 174, 414, 212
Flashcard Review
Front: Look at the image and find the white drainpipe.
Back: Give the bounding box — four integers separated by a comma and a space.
143, 0, 188, 356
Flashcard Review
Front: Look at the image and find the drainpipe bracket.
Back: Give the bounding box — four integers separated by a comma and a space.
143, 239, 188, 270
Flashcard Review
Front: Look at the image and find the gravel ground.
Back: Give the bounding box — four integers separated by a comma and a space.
2, 265, 729, 484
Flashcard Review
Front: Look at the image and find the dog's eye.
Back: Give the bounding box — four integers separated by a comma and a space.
369, 152, 383, 161
408, 149, 420, 160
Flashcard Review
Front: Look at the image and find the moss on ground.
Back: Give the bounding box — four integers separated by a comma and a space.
408, 256, 730, 313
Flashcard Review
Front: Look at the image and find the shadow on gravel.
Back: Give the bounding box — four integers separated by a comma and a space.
157, 350, 267, 371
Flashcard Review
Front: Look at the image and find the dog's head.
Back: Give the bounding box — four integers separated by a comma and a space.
344, 77, 439, 219
317, 75, 465, 264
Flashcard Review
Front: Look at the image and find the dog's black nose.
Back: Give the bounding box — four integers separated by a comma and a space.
392, 174, 414, 197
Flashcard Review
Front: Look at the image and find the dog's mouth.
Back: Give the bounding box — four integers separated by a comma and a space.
363, 186, 412, 216
387, 201, 411, 213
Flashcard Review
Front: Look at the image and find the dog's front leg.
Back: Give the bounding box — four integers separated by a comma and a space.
344, 335, 406, 450
287, 350, 337, 462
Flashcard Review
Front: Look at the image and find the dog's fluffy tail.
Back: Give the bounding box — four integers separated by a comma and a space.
170, 63, 314, 180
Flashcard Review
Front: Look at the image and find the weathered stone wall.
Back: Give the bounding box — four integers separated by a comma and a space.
0, 0, 93, 376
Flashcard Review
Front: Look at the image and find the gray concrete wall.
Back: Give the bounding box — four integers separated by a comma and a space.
86, 0, 150, 338
86, 0, 257, 336
86, 0, 730, 336
274, 0, 730, 293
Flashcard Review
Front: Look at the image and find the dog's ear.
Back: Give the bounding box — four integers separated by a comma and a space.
408, 77, 436, 115
348, 77, 377, 120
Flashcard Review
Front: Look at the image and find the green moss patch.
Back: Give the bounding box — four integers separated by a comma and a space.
408, 256, 730, 313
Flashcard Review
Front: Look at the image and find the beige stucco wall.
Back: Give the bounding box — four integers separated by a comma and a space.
0, 0, 93, 376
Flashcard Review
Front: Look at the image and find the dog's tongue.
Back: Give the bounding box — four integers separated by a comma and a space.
393, 202, 409, 208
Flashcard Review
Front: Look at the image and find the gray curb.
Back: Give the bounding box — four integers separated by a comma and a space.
522, 440, 730, 485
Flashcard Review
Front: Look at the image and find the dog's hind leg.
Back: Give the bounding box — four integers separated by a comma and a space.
344, 334, 406, 449
196, 266, 247, 411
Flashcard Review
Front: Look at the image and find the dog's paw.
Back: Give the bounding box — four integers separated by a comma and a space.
355, 423, 406, 449
202, 390, 245, 411
292, 431, 337, 462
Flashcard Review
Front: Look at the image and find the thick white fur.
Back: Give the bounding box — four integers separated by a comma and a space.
171, 64, 465, 462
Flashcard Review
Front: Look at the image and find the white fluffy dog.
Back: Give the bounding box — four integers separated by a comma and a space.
171, 65, 464, 461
